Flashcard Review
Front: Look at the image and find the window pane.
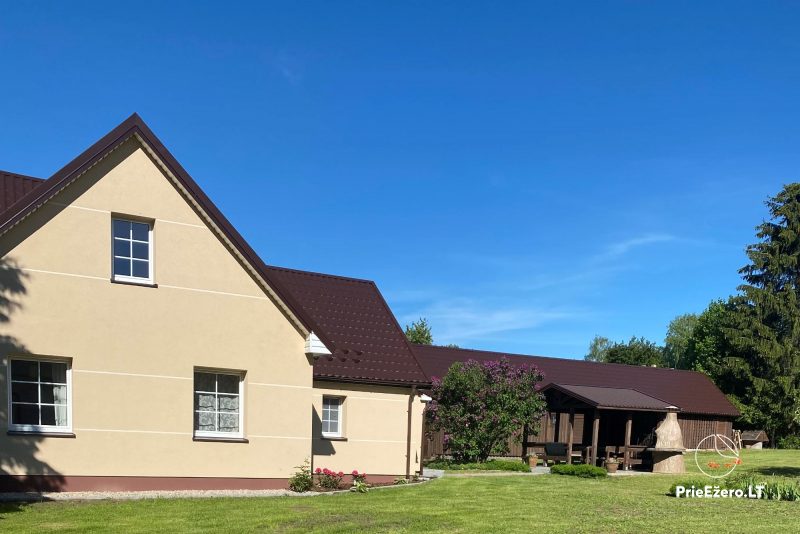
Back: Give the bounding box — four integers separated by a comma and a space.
194, 372, 215, 392
131, 222, 149, 241
11, 382, 38, 403
114, 257, 131, 277
12, 403, 39, 425
113, 219, 131, 238
195, 392, 216, 411
217, 374, 239, 394
113, 238, 130, 258
132, 241, 148, 260
322, 420, 331, 434
218, 394, 239, 413
218, 413, 239, 433
40, 405, 56, 426
131, 260, 149, 278
195, 411, 216, 432
11, 360, 38, 381
40, 362, 67, 384
54, 405, 68, 426
41, 384, 68, 404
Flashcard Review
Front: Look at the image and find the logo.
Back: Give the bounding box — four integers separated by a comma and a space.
694, 433, 741, 479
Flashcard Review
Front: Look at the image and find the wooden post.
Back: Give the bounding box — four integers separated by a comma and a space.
590, 410, 600, 466
624, 412, 633, 470
521, 423, 529, 460
566, 408, 575, 464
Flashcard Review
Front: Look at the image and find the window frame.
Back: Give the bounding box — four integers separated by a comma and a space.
193, 368, 245, 440
111, 216, 154, 286
321, 395, 345, 439
6, 356, 73, 435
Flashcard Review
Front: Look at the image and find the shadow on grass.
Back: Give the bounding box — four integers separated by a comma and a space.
751, 466, 800, 477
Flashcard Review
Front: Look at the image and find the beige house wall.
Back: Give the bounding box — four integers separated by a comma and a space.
312, 380, 426, 477
0, 138, 315, 482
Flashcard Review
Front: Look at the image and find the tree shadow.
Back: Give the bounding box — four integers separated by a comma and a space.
0, 257, 63, 511
751, 466, 800, 477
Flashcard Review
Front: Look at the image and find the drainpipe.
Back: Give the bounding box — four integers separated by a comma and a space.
406, 385, 417, 479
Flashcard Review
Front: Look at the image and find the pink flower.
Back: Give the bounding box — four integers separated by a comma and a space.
352, 470, 359, 475
338, 471, 344, 477
315, 468, 322, 474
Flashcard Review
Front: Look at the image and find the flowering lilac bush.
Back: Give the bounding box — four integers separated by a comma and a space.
426, 357, 546, 462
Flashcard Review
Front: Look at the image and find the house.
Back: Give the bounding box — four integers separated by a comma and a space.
0, 114, 741, 490
0, 114, 428, 492
413, 345, 740, 464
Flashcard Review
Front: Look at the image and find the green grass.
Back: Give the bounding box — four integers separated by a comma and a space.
424, 458, 530, 472
1, 450, 799, 533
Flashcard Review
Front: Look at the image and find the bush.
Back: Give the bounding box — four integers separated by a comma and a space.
778, 435, 800, 449
550, 464, 607, 478
425, 458, 530, 472
350, 470, 369, 493
288, 459, 313, 492
315, 467, 345, 490
426, 358, 546, 462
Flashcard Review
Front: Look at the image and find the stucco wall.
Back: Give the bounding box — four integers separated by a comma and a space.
0, 138, 314, 483
312, 380, 425, 477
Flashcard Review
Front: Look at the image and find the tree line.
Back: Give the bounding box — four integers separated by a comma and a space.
587, 184, 800, 447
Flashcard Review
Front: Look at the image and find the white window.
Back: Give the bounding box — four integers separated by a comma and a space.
112, 218, 153, 284
321, 396, 343, 438
7, 358, 71, 433
194, 371, 243, 438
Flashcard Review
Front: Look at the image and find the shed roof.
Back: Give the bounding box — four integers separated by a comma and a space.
544, 383, 678, 412
741, 430, 769, 442
413, 344, 739, 417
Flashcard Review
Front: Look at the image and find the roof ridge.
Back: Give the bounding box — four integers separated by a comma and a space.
265, 264, 375, 284
417, 343, 708, 376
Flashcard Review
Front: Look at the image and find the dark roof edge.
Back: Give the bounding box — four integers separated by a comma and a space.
314, 374, 430, 388
266, 264, 375, 285
0, 170, 45, 182
416, 343, 715, 378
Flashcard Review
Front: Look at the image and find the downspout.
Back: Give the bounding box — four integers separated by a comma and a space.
405, 385, 417, 479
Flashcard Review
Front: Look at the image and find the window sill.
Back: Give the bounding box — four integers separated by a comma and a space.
7, 430, 76, 438
193, 436, 249, 444
111, 278, 158, 288
321, 435, 348, 441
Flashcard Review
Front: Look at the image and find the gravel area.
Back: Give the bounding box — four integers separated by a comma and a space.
0, 479, 431, 503
0, 489, 316, 502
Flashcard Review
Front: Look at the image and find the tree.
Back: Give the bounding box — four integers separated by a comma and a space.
585, 335, 612, 362
663, 313, 699, 369
721, 183, 800, 442
604, 336, 665, 367
404, 317, 433, 345
425, 358, 546, 462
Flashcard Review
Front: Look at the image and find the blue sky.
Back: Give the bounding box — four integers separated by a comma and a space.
2, 2, 798, 358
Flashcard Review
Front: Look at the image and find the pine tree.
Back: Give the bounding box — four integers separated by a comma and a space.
725, 183, 800, 442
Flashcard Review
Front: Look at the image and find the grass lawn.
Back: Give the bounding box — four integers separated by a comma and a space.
1, 450, 798, 533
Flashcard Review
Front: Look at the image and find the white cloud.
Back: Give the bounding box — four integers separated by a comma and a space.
402, 298, 572, 344
594, 233, 677, 261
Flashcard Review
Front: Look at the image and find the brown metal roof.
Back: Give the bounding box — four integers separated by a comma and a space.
266, 266, 428, 385
0, 114, 426, 387
413, 344, 739, 417
0, 171, 45, 214
544, 383, 678, 412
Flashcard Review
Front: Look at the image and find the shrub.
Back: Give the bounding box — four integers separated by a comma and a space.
393, 477, 410, 485
350, 470, 369, 493
778, 435, 800, 449
425, 458, 530, 472
288, 459, 313, 492
351, 469, 367, 483
426, 358, 546, 462
550, 464, 607, 478
315, 467, 345, 490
